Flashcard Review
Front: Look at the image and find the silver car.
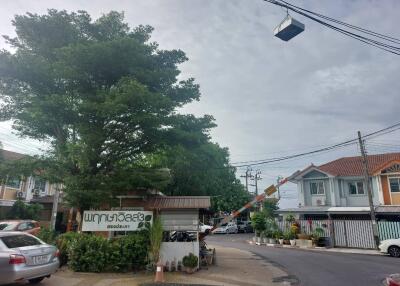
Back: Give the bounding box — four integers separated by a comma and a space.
0, 232, 59, 285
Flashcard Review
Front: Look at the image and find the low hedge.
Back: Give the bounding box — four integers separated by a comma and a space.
61, 231, 149, 272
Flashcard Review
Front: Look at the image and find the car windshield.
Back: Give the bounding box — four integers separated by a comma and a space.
1, 235, 42, 248
220, 223, 228, 227
0, 222, 18, 231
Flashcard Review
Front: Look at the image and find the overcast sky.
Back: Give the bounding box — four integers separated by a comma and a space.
1, 0, 400, 208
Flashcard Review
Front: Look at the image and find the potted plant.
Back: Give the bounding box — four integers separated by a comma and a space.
182, 253, 199, 274
288, 231, 296, 246
311, 227, 324, 246
274, 230, 283, 244
268, 230, 276, 244
262, 231, 268, 244
251, 212, 266, 244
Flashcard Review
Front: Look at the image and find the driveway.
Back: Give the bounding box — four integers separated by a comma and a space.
206, 233, 400, 286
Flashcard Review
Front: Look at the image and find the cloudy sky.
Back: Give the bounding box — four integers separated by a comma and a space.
1, 0, 400, 208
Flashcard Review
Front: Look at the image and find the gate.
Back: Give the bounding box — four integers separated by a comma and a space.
333, 220, 376, 249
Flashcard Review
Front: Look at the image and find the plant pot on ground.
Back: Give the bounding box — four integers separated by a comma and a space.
279, 239, 284, 245
290, 239, 296, 246
182, 253, 198, 274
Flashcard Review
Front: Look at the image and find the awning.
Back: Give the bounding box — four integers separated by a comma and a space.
146, 196, 211, 209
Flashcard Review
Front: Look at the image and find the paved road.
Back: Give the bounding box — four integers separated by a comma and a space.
206, 233, 400, 286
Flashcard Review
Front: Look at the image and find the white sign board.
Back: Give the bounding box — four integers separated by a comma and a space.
82, 210, 153, 232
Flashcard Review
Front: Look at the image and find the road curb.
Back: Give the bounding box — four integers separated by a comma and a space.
246, 240, 384, 256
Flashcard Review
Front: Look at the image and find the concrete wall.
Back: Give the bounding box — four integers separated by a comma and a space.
160, 241, 199, 266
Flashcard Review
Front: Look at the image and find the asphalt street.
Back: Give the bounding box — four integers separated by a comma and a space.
206, 233, 400, 286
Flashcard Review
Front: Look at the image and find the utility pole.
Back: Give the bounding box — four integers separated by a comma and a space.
250, 170, 262, 210
240, 167, 253, 193
276, 176, 283, 200
50, 184, 60, 231
358, 131, 380, 249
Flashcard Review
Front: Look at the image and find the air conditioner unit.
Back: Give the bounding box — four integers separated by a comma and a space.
312, 197, 326, 206
17, 191, 26, 199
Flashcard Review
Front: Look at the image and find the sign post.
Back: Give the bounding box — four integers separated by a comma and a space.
82, 210, 153, 232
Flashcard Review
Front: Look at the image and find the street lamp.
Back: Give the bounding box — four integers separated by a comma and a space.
274, 14, 305, 41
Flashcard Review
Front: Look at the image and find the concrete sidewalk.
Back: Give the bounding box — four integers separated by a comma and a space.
248, 240, 382, 256
33, 244, 289, 286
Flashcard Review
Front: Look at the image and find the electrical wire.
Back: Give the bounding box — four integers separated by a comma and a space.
264, 0, 400, 55
231, 121, 400, 168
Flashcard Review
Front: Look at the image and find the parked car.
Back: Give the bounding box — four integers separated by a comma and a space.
212, 222, 238, 234
0, 220, 41, 236
0, 231, 59, 284
199, 222, 213, 234
379, 238, 400, 257
237, 221, 253, 233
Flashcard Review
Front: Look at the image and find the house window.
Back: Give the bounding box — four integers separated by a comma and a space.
5, 177, 21, 189
389, 178, 400, 193
310, 181, 325, 195
348, 181, 365, 195
34, 178, 46, 194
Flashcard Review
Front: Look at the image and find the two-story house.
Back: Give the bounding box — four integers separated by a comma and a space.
0, 149, 56, 207
277, 152, 400, 220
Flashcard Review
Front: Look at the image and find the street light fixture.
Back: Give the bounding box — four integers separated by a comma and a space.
274, 14, 305, 41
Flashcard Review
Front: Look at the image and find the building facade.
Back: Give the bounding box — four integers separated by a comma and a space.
278, 153, 400, 219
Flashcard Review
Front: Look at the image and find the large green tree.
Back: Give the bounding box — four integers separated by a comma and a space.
0, 10, 213, 210
0, 10, 248, 212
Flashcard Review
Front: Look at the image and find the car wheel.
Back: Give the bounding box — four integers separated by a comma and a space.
29, 277, 45, 284
388, 246, 400, 257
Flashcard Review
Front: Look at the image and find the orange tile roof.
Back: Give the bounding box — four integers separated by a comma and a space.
318, 152, 400, 176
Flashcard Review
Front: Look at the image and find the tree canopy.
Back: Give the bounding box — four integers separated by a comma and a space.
0, 10, 248, 212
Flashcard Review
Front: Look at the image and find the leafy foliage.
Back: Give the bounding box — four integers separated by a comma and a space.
68, 234, 110, 272
251, 212, 266, 234
56, 232, 81, 266
0, 10, 208, 210
6, 199, 43, 220
0, 10, 248, 213
37, 227, 57, 245
263, 198, 279, 219
67, 232, 149, 272
182, 253, 198, 268
149, 216, 163, 264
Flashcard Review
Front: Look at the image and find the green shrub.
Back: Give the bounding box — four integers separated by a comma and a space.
68, 234, 109, 272
182, 253, 198, 268
56, 232, 81, 266
108, 231, 150, 272
251, 212, 266, 235
37, 227, 58, 245
63, 231, 150, 272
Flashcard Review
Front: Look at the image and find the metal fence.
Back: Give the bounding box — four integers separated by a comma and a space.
277, 220, 331, 237
378, 221, 400, 241
277, 219, 400, 249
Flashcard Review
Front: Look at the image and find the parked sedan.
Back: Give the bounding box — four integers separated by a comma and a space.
0, 220, 41, 236
379, 238, 400, 257
0, 231, 59, 285
212, 222, 238, 234
237, 221, 253, 233
199, 222, 213, 234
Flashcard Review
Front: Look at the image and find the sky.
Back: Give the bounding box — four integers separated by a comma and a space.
1, 0, 400, 208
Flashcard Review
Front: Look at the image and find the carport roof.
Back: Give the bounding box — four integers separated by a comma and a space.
147, 196, 211, 209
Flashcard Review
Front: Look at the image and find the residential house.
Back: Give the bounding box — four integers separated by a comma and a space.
277, 152, 400, 220
0, 149, 56, 206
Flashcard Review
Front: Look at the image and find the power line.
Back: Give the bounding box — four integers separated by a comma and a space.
231, 121, 400, 168
265, 0, 400, 55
